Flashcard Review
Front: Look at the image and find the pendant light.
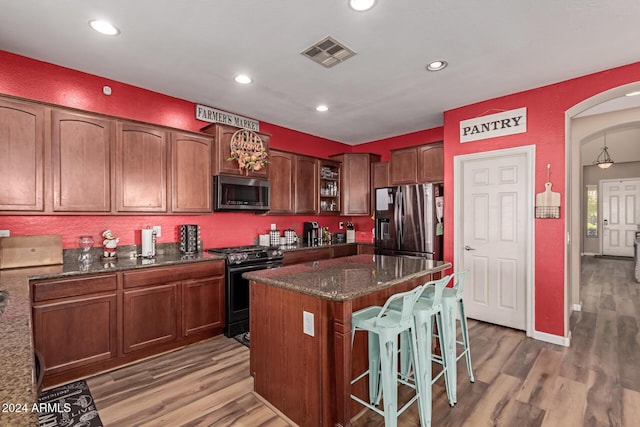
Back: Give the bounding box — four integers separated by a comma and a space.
593, 132, 614, 169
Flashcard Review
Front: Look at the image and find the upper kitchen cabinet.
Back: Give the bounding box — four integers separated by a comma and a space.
371, 161, 390, 189
201, 123, 270, 178
294, 155, 318, 214
269, 149, 295, 214
390, 142, 443, 185
51, 109, 112, 212
319, 159, 341, 215
0, 98, 44, 211
115, 122, 168, 213
330, 153, 380, 216
170, 132, 212, 213
418, 142, 444, 183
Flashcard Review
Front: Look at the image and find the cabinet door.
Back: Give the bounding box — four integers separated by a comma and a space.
123, 284, 178, 353
283, 247, 332, 265
371, 162, 390, 189
343, 154, 377, 215
390, 147, 418, 185
294, 155, 318, 214
0, 98, 44, 211
52, 110, 112, 212
33, 294, 117, 376
171, 132, 212, 213
269, 150, 295, 214
418, 142, 444, 183
203, 123, 270, 178
115, 122, 167, 212
182, 276, 224, 336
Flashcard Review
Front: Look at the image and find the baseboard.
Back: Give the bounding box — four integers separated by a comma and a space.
581, 252, 599, 257
572, 303, 582, 312
532, 330, 570, 347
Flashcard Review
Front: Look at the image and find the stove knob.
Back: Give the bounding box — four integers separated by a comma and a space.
241, 253, 249, 263
228, 254, 237, 264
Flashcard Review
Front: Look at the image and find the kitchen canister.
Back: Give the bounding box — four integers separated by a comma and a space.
259, 234, 271, 246
284, 229, 297, 245
270, 229, 280, 246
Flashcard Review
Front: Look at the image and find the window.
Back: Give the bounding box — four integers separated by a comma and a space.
586, 185, 597, 238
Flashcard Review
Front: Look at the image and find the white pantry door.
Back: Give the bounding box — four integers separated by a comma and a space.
602, 179, 640, 257
459, 150, 530, 330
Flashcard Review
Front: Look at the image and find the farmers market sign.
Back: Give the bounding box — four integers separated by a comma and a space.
195, 104, 260, 132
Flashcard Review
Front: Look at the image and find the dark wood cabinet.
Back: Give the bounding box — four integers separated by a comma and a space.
294, 155, 319, 214
32, 274, 118, 378
390, 147, 418, 185
390, 142, 444, 185
331, 244, 358, 258
115, 122, 168, 212
418, 142, 444, 183
283, 247, 332, 265
31, 260, 225, 387
0, 98, 44, 211
330, 153, 380, 216
201, 123, 270, 178
182, 276, 224, 336
171, 132, 212, 213
123, 284, 178, 353
269, 150, 295, 214
51, 109, 112, 212
371, 161, 390, 189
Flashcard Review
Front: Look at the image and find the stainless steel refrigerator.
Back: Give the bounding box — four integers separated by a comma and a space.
375, 183, 444, 260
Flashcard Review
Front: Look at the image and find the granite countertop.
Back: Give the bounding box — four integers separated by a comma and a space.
243, 254, 451, 301
0, 248, 224, 427
277, 241, 373, 252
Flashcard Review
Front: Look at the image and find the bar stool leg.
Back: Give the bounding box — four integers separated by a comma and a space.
368, 332, 382, 404
378, 334, 399, 427
412, 312, 433, 427
458, 300, 475, 383
435, 306, 455, 406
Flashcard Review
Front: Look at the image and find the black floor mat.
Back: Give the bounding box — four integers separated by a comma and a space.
234, 332, 250, 348
38, 379, 103, 427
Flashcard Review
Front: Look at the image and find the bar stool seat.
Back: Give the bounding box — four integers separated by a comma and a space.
350, 285, 426, 427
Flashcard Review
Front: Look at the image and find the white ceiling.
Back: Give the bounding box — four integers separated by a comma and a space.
1, 1, 640, 145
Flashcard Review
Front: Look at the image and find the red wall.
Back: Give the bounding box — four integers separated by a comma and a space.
443, 61, 640, 336
0, 50, 354, 248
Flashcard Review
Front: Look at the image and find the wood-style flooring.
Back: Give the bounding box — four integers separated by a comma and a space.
85, 256, 640, 426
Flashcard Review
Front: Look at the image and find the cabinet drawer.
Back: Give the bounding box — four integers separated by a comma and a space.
331, 245, 358, 258
32, 274, 117, 302
283, 248, 332, 265
123, 261, 224, 288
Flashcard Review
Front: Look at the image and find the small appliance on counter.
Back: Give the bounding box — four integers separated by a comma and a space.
346, 221, 356, 243
303, 221, 320, 246
180, 224, 201, 254
141, 227, 157, 258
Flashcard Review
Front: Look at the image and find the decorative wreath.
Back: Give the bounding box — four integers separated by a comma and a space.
227, 129, 268, 174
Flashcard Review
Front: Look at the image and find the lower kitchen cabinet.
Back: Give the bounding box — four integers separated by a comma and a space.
33, 293, 117, 376
123, 284, 178, 353
31, 259, 225, 387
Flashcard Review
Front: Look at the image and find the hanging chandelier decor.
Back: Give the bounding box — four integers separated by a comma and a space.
593, 132, 614, 169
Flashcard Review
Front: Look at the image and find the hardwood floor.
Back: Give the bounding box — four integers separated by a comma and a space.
85, 256, 639, 426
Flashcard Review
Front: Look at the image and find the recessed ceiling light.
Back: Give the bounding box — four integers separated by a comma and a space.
349, 0, 376, 12
625, 90, 640, 97
315, 105, 329, 112
89, 20, 120, 36
426, 60, 448, 71
234, 74, 252, 84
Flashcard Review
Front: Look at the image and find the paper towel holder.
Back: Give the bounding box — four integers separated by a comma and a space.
141, 226, 157, 258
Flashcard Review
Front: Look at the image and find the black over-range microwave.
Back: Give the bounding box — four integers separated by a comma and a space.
213, 175, 271, 212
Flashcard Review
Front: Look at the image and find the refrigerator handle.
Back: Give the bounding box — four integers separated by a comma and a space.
395, 188, 403, 248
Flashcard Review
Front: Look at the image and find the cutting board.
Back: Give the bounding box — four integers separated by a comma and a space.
0, 235, 63, 269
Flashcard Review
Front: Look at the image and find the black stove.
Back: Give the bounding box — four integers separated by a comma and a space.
206, 245, 284, 265
206, 245, 284, 338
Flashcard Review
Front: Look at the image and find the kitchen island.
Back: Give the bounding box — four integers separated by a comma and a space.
244, 254, 451, 427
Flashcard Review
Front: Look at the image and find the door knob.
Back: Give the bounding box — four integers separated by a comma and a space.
464, 245, 476, 251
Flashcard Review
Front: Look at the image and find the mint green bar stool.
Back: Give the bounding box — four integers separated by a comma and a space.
444, 271, 474, 391
394, 276, 453, 425
350, 285, 426, 427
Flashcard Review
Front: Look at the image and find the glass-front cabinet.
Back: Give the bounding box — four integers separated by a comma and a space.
319, 160, 341, 215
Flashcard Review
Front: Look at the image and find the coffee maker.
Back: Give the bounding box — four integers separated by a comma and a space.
303, 221, 319, 246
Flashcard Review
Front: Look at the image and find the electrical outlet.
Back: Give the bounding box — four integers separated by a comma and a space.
0, 230, 10, 237
152, 225, 161, 237
339, 222, 344, 230
303, 311, 315, 336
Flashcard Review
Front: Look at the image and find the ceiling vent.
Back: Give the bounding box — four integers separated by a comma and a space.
301, 36, 356, 68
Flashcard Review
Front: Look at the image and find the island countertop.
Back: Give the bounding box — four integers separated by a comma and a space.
243, 253, 451, 301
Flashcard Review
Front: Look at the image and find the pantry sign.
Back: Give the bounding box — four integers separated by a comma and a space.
459, 107, 527, 143
196, 104, 260, 131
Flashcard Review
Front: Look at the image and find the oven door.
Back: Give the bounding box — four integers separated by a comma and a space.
225, 260, 282, 337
